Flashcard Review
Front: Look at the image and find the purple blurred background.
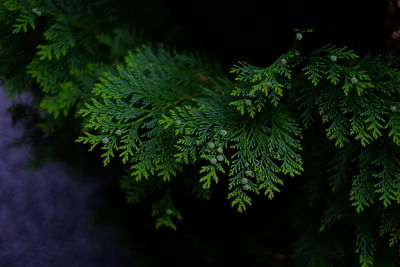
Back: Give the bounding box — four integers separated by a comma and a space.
0, 89, 137, 266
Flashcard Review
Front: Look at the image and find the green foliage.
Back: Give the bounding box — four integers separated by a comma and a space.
73, 30, 400, 265
78, 45, 305, 213
380, 208, 400, 246
293, 227, 346, 267
230, 48, 300, 109
12, 11, 36, 33
355, 226, 377, 267
150, 190, 183, 231
1, 1, 400, 264
0, 0, 150, 119
77, 45, 219, 175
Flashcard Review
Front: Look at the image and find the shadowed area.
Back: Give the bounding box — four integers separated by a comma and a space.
0, 89, 137, 267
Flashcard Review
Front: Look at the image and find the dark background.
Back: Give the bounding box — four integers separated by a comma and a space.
162, 1, 386, 66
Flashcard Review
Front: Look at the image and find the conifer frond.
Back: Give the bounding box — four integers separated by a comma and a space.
77, 46, 218, 182
151, 190, 182, 231
350, 148, 377, 213
355, 226, 376, 267
230, 49, 300, 109
327, 144, 354, 191
163, 97, 303, 211
380, 208, 400, 246
12, 11, 35, 33
319, 202, 347, 232
78, 44, 306, 212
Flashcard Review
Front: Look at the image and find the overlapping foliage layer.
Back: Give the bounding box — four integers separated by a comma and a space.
78, 34, 400, 266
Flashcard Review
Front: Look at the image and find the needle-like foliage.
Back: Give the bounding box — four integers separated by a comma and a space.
77, 32, 400, 265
